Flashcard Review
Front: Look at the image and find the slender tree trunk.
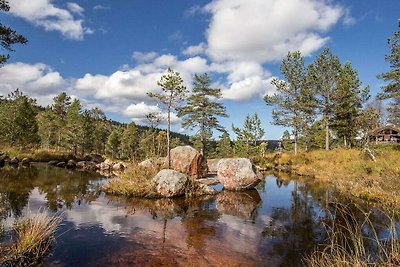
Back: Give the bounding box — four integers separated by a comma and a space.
344, 135, 347, 148
167, 104, 171, 169
325, 121, 329, 150
294, 129, 298, 155
201, 112, 205, 156
325, 91, 330, 150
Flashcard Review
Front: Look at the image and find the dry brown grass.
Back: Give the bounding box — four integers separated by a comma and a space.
102, 164, 160, 198
305, 203, 400, 267
0, 211, 62, 267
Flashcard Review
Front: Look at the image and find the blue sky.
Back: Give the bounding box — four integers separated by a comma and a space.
0, 0, 399, 139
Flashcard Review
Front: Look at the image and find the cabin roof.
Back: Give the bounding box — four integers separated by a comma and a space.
368, 124, 400, 136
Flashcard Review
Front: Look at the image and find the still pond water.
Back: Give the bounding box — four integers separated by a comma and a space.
0, 164, 396, 266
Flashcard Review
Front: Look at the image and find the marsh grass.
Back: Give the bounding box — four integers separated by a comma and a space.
103, 164, 160, 197
305, 203, 400, 267
0, 147, 79, 162
265, 148, 400, 208
0, 211, 63, 267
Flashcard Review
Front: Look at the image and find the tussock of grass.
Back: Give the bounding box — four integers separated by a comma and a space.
103, 164, 160, 197
305, 203, 400, 267
0, 211, 62, 267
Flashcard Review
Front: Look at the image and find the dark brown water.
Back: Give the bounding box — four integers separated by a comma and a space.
0, 164, 397, 266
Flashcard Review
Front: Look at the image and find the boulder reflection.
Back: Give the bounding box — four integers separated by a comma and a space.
216, 189, 261, 220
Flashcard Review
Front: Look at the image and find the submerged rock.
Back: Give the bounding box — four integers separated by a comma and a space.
217, 158, 262, 190
168, 146, 208, 179
66, 160, 76, 169
48, 160, 58, 166
56, 161, 66, 168
9, 157, 19, 166
153, 169, 188, 198
76, 161, 86, 169
21, 158, 30, 166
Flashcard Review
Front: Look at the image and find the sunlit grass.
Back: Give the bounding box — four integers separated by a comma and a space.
305, 203, 400, 267
103, 164, 159, 197
1, 147, 78, 162
265, 148, 400, 209
0, 211, 62, 267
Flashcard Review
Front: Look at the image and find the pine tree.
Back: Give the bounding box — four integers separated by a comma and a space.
65, 99, 82, 155
106, 128, 123, 158
0, 90, 39, 146
378, 21, 400, 126
148, 68, 187, 168
232, 113, 265, 156
332, 62, 370, 147
265, 51, 315, 155
0, 0, 28, 65
178, 73, 227, 156
121, 122, 139, 160
216, 132, 232, 157
307, 48, 341, 150
37, 109, 59, 150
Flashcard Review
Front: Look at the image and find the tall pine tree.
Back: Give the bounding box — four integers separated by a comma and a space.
178, 73, 227, 156
307, 48, 341, 150
378, 20, 400, 126
148, 68, 187, 168
265, 51, 315, 155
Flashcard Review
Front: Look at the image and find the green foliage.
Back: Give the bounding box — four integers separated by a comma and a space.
148, 68, 187, 167
307, 48, 341, 150
378, 21, 400, 126
332, 62, 370, 147
0, 90, 39, 147
232, 113, 265, 157
106, 128, 123, 158
178, 73, 227, 156
216, 132, 233, 157
121, 122, 139, 160
0, 0, 28, 65
265, 51, 316, 154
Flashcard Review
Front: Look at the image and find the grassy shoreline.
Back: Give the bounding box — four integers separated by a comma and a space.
262, 147, 400, 210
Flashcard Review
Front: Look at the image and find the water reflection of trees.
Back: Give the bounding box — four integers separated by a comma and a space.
0, 165, 104, 221
261, 180, 327, 266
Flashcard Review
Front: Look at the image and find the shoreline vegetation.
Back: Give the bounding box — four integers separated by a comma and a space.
0, 211, 62, 267
263, 146, 400, 211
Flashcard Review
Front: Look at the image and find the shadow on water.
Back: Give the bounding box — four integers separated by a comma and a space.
0, 165, 398, 266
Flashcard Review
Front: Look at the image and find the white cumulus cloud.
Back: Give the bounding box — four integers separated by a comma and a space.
203, 0, 343, 62
0, 62, 66, 105
8, 0, 92, 40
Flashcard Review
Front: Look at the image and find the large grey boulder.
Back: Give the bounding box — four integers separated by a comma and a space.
207, 159, 220, 174
217, 158, 262, 190
168, 146, 207, 179
153, 169, 188, 198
